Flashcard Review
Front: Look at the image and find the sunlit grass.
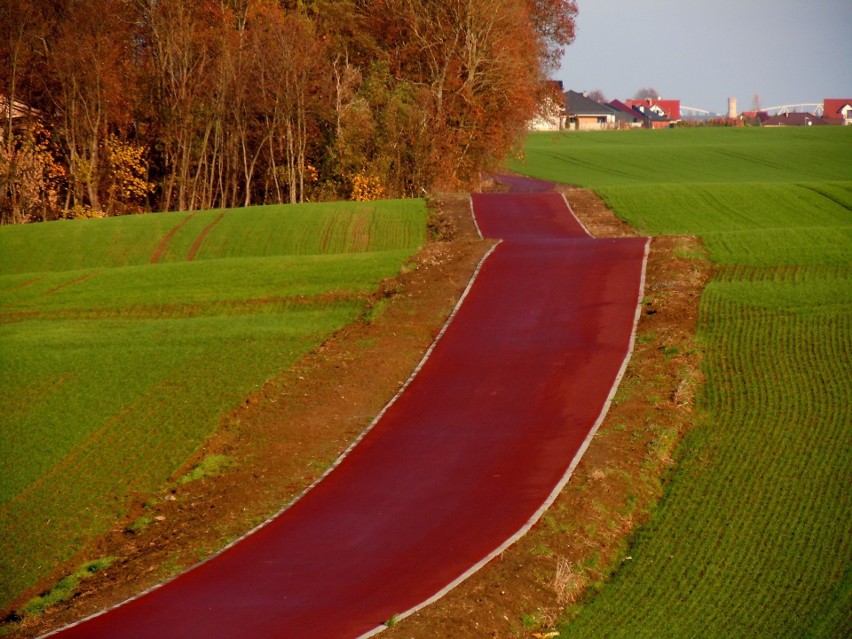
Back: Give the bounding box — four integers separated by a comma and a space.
0, 198, 426, 609
517, 127, 851, 638
0, 199, 424, 275
512, 127, 852, 187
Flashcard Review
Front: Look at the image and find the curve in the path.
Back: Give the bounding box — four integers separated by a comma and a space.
47, 180, 648, 639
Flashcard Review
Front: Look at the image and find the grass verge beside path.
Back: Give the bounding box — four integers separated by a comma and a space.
513, 127, 852, 638
0, 199, 425, 614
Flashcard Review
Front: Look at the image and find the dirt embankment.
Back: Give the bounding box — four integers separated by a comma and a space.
5, 185, 711, 639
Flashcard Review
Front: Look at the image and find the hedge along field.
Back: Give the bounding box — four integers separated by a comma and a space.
0, 199, 426, 609
513, 127, 852, 637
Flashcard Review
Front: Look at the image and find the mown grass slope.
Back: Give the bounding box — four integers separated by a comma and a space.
0, 199, 426, 609
513, 127, 851, 637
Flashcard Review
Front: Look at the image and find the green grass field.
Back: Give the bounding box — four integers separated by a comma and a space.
0, 199, 426, 609
513, 127, 852, 637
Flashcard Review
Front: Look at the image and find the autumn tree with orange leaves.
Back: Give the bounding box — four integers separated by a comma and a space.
0, 0, 577, 221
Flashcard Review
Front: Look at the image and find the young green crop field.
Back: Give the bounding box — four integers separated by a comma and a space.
0, 200, 426, 609
513, 127, 851, 637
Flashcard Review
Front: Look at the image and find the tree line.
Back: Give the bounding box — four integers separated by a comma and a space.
0, 0, 577, 224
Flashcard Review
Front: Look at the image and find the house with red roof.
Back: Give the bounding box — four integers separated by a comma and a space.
823, 99, 852, 125
625, 98, 681, 124
607, 100, 661, 128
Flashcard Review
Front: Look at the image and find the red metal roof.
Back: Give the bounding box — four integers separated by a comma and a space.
823, 99, 852, 122
625, 99, 681, 120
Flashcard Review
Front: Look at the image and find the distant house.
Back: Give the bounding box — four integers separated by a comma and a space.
741, 110, 770, 124
564, 90, 617, 131
762, 112, 829, 127
823, 99, 852, 125
625, 102, 671, 129
625, 98, 681, 127
607, 100, 647, 128
529, 80, 566, 131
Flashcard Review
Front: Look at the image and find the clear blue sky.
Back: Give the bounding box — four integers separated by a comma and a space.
556, 0, 852, 113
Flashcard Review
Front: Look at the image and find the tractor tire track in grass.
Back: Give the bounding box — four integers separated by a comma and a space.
41, 273, 99, 297
6, 277, 44, 292
149, 214, 195, 264
349, 214, 370, 252
186, 213, 225, 261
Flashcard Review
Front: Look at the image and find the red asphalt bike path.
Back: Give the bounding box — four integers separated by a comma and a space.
48, 180, 649, 639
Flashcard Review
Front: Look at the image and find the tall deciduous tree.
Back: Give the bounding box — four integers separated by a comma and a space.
634, 87, 660, 100
367, 0, 550, 189
1, 0, 579, 220
250, 2, 325, 204
138, 0, 220, 212
525, 0, 578, 67
0, 123, 64, 224
49, 0, 137, 212
0, 0, 47, 147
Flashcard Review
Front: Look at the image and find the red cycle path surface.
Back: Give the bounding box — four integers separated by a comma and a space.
49, 182, 648, 639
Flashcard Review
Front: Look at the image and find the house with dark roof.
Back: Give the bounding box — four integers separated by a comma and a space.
762, 112, 829, 127
823, 99, 852, 125
607, 100, 646, 128
564, 90, 617, 131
